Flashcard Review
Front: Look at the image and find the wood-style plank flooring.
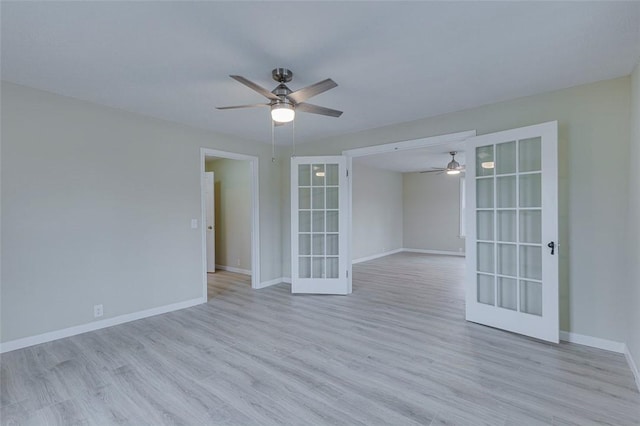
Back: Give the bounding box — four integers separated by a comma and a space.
2, 253, 639, 425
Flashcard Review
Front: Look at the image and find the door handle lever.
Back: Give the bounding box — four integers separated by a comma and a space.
547, 241, 555, 255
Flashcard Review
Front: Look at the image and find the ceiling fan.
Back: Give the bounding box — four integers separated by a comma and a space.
420, 151, 465, 175
216, 68, 343, 124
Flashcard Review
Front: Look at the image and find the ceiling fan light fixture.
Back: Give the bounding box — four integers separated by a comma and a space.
446, 169, 461, 175
271, 102, 295, 123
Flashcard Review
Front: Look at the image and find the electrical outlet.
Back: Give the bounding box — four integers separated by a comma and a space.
236, 258, 241, 266
94, 304, 103, 318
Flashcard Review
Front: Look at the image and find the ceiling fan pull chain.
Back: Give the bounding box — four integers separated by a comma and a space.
292, 118, 296, 158
271, 118, 275, 163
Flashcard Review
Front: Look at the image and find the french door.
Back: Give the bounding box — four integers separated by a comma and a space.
465, 121, 559, 343
291, 156, 350, 294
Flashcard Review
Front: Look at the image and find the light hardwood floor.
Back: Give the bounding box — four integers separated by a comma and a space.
2, 253, 639, 425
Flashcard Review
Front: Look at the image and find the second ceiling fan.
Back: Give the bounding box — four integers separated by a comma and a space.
217, 68, 343, 124
420, 151, 466, 175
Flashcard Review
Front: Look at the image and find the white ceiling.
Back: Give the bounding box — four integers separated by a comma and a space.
354, 140, 466, 173
2, 2, 639, 145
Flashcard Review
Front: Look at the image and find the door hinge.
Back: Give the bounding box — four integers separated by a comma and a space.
346, 270, 349, 278
346, 169, 349, 177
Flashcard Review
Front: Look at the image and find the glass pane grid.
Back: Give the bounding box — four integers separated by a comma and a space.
297, 162, 341, 280
475, 137, 543, 314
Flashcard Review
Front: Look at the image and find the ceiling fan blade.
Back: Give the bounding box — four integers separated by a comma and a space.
295, 102, 343, 117
230, 75, 280, 101
216, 103, 270, 110
287, 79, 337, 103
419, 169, 443, 173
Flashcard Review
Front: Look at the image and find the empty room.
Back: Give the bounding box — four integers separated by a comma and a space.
2, 1, 640, 425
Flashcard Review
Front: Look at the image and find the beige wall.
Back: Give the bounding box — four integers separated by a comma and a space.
627, 61, 640, 374
288, 76, 632, 343
403, 172, 464, 253
352, 161, 403, 260
1, 82, 282, 343
204, 158, 252, 272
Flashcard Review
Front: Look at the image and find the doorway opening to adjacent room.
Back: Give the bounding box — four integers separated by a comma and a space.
200, 148, 260, 300
342, 131, 475, 287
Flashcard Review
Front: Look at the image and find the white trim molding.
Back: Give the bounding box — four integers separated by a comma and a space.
559, 331, 626, 353
214, 265, 252, 276
351, 248, 465, 265
353, 248, 404, 264
0, 297, 205, 354
342, 130, 477, 158
403, 248, 465, 257
256, 277, 292, 289
624, 345, 640, 392
256, 277, 284, 289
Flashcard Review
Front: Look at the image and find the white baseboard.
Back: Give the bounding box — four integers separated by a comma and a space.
559, 330, 626, 353
402, 248, 465, 257
352, 248, 404, 264
624, 345, 640, 392
0, 297, 205, 354
352, 248, 465, 265
215, 264, 252, 276
256, 277, 285, 289
255, 276, 292, 289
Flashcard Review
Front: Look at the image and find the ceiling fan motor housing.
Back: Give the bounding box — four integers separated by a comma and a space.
272, 68, 293, 83
273, 83, 292, 100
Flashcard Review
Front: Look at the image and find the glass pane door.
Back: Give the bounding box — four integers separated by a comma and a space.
466, 122, 558, 343
475, 137, 543, 315
292, 156, 349, 294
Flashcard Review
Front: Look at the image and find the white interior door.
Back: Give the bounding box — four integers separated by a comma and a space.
291, 156, 350, 294
465, 121, 558, 343
205, 171, 215, 273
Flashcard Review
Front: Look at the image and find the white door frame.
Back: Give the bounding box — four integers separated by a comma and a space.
200, 148, 260, 296
341, 130, 477, 291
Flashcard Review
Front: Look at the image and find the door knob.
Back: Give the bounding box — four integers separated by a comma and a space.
208, 226, 213, 230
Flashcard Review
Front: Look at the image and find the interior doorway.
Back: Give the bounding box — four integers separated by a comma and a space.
200, 148, 260, 299
342, 131, 475, 286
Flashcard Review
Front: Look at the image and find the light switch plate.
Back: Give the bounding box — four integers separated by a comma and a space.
191, 219, 198, 229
